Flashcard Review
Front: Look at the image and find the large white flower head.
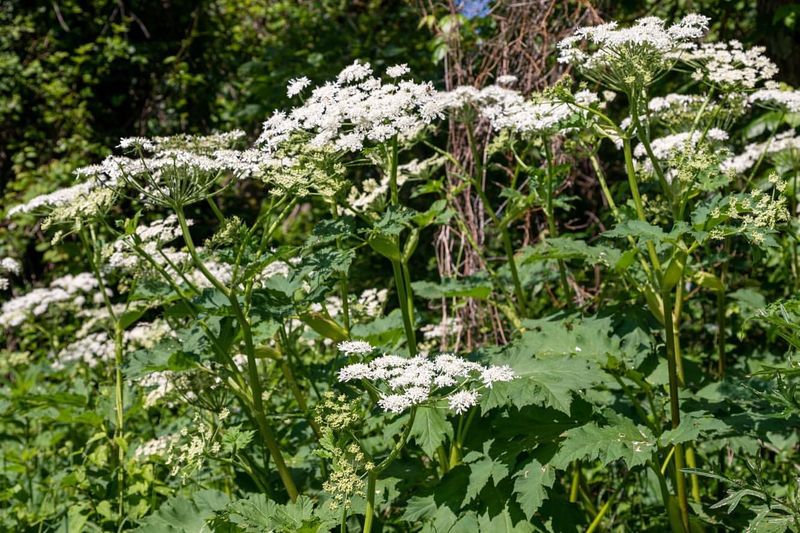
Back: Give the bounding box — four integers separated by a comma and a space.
558, 14, 709, 92
75, 132, 259, 210
0, 272, 104, 329
337, 351, 515, 414
337, 340, 375, 356
257, 60, 444, 157
721, 130, 800, 175
678, 40, 778, 92
748, 84, 800, 113
440, 83, 597, 137
7, 180, 113, 225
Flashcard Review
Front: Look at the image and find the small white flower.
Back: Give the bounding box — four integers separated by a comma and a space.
386, 64, 410, 78
496, 74, 518, 86
378, 393, 413, 413
338, 363, 372, 382
448, 389, 479, 414
480, 365, 516, 388
337, 340, 374, 355
0, 258, 21, 275
286, 76, 311, 97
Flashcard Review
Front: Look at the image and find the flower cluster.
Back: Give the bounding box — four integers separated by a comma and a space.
56, 319, 172, 370
165, 413, 218, 480
322, 443, 372, 510
8, 180, 108, 218
442, 84, 597, 136
133, 434, 178, 461
314, 391, 361, 432
0, 273, 103, 328
258, 60, 443, 154
706, 174, 789, 245
420, 316, 464, 351
337, 340, 375, 356
76, 148, 252, 209
722, 130, 800, 175
139, 371, 176, 408
748, 84, 800, 113
679, 40, 778, 91
0, 257, 21, 291
337, 346, 515, 414
558, 15, 709, 90
118, 131, 245, 153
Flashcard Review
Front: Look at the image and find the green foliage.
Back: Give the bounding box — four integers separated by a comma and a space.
2, 3, 800, 532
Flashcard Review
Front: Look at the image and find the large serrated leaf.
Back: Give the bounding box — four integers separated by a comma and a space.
482, 353, 599, 414
513, 459, 556, 519
410, 406, 453, 457
134, 490, 228, 532
550, 419, 655, 470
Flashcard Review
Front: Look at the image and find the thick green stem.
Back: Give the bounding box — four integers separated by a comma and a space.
175, 207, 298, 501
569, 462, 581, 503
391, 259, 417, 356
363, 407, 417, 533
650, 460, 688, 533
364, 472, 377, 533
500, 230, 528, 316
113, 321, 125, 522
622, 137, 662, 275
543, 140, 571, 303
389, 137, 399, 205
661, 287, 689, 531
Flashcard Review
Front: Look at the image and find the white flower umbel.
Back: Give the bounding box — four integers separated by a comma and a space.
721, 130, 800, 175
448, 389, 480, 414
76, 148, 255, 209
8, 180, 110, 219
0, 257, 20, 290
386, 63, 410, 78
557, 14, 709, 91
337, 340, 375, 356
257, 60, 443, 156
749, 85, 800, 113
55, 331, 115, 370
496, 74, 518, 86
286, 77, 311, 97
441, 84, 597, 136
118, 131, 245, 153
0, 272, 103, 328
0, 258, 20, 275
337, 351, 515, 414
679, 40, 778, 92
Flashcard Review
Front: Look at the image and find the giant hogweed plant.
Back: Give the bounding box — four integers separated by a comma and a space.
2, 12, 800, 532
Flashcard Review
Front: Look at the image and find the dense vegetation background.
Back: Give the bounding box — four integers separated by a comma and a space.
4, 0, 799, 269
3, 1, 800, 532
